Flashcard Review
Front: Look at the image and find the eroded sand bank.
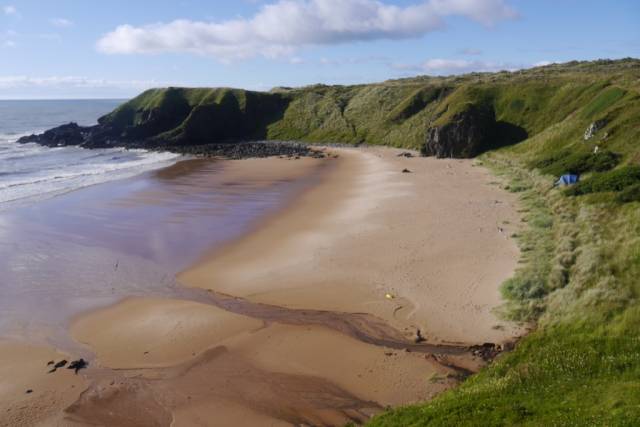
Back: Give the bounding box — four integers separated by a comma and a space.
1, 147, 522, 426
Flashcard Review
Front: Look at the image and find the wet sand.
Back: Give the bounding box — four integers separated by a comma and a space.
0, 155, 328, 426
0, 147, 522, 426
0, 156, 326, 350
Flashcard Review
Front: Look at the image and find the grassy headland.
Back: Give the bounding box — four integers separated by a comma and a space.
100, 58, 639, 155
102, 58, 640, 425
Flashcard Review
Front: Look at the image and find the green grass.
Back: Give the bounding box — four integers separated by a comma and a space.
100, 59, 640, 154
530, 149, 620, 177
566, 166, 640, 196
581, 87, 627, 119
488, 157, 556, 321
387, 86, 449, 124
371, 331, 640, 427
617, 183, 640, 203
101, 87, 290, 143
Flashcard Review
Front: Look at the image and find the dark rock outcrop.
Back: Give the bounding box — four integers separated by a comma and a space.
18, 122, 121, 149
164, 142, 326, 159
18, 122, 324, 160
20, 122, 85, 147
584, 119, 607, 141
421, 104, 497, 158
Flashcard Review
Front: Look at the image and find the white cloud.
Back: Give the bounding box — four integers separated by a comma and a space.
2, 40, 15, 48
0, 75, 163, 90
97, 0, 517, 62
423, 58, 476, 71
0, 75, 172, 99
533, 60, 556, 67
393, 58, 524, 74
50, 18, 73, 28
319, 55, 389, 66
3, 5, 17, 15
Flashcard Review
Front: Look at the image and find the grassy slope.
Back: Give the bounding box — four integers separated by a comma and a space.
100, 59, 639, 153
102, 59, 640, 425
369, 60, 640, 426
100, 86, 290, 143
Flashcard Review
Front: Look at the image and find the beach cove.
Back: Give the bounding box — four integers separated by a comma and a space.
0, 146, 522, 426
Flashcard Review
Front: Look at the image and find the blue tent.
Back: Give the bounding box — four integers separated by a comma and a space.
556, 174, 580, 186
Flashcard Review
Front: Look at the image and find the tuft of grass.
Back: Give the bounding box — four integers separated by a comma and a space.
566, 166, 640, 196
581, 86, 627, 119
484, 154, 558, 321
387, 86, 450, 124
617, 183, 640, 203
370, 331, 640, 427
531, 149, 620, 177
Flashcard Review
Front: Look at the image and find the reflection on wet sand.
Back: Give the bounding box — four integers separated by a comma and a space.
0, 157, 326, 350
66, 346, 381, 427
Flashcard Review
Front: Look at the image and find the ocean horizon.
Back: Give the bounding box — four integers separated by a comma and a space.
0, 99, 182, 209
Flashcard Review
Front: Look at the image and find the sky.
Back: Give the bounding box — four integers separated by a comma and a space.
0, 0, 638, 99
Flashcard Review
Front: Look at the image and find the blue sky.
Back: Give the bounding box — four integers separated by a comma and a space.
0, 0, 638, 99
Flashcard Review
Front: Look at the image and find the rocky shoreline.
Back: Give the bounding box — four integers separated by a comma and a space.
17, 122, 325, 160
162, 141, 325, 159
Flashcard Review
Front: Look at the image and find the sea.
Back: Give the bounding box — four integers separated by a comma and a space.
0, 100, 181, 209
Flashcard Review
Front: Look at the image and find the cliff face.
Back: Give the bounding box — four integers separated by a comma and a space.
19, 59, 640, 163
19, 87, 292, 149
18, 122, 123, 149
422, 103, 496, 158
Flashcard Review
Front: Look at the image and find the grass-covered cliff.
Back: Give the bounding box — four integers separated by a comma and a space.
105, 59, 640, 425
100, 58, 639, 159
99, 87, 289, 143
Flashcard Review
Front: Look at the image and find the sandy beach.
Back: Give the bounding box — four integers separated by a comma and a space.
182, 147, 522, 344
1, 147, 522, 426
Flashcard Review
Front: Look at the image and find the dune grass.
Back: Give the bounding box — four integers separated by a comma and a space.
530, 149, 620, 177
566, 166, 640, 196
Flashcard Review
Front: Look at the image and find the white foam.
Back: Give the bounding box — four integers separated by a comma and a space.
0, 141, 181, 208
0, 130, 44, 144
